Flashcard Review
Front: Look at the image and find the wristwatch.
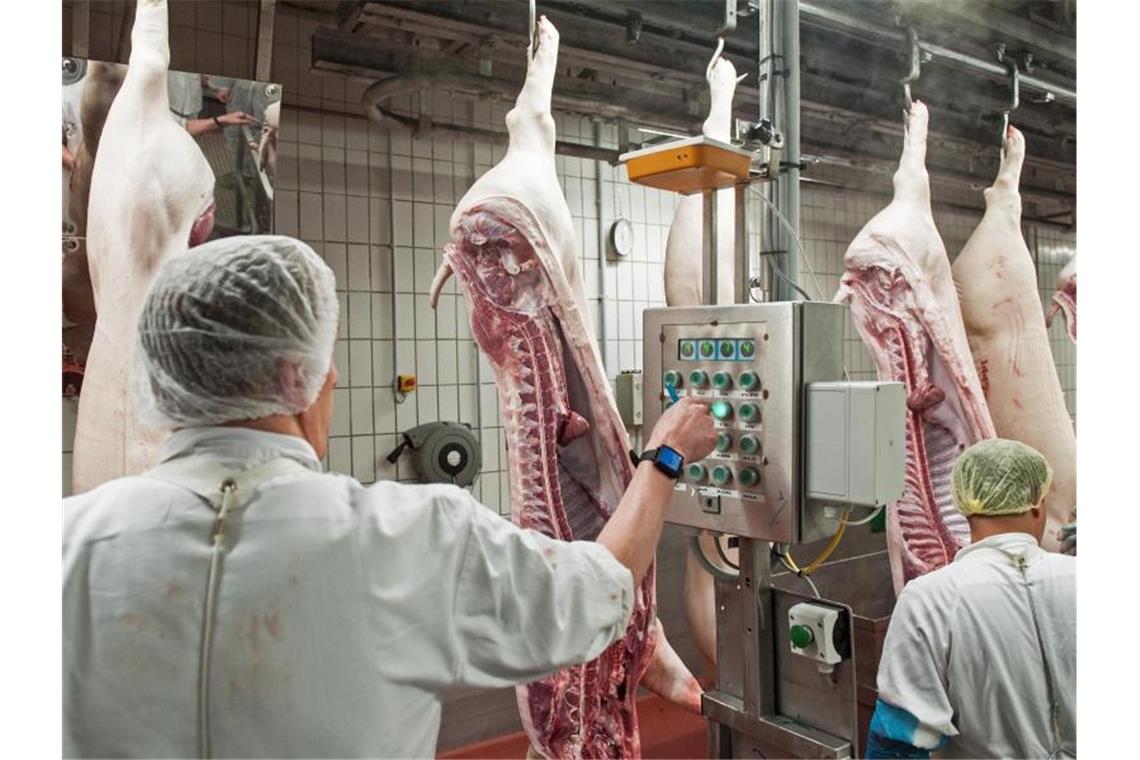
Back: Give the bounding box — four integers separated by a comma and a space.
630, 445, 685, 480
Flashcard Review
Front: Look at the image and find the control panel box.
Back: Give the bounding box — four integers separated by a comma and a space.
806, 381, 905, 508
642, 302, 846, 543
615, 371, 644, 427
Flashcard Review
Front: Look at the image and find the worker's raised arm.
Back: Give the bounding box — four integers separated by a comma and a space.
596, 397, 717, 585
448, 493, 636, 688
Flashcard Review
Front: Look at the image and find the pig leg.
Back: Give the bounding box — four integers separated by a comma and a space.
951, 127, 1076, 550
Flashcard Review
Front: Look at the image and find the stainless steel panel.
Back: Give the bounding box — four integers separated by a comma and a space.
704, 692, 853, 759
642, 301, 846, 543
773, 589, 859, 746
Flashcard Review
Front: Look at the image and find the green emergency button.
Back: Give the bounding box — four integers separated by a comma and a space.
699, 340, 716, 358
739, 434, 761, 455
711, 400, 733, 421
715, 432, 733, 452
790, 624, 815, 649
739, 371, 760, 391
687, 463, 707, 483
738, 402, 760, 423
663, 370, 683, 388
689, 370, 709, 388
712, 371, 733, 390
710, 465, 733, 486
739, 467, 760, 488
739, 340, 756, 358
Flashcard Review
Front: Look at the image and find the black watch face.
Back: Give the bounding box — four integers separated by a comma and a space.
656, 446, 683, 473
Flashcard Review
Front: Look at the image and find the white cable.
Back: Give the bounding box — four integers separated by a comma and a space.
843, 503, 887, 526
775, 551, 821, 598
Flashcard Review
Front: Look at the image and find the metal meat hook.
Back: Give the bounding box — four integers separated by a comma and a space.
998, 46, 1021, 148
899, 26, 922, 115
705, 36, 749, 85
528, 0, 538, 58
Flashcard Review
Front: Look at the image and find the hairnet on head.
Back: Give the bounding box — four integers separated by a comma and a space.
951, 438, 1053, 517
134, 235, 338, 429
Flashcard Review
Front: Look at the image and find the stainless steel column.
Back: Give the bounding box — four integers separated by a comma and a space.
701, 188, 720, 305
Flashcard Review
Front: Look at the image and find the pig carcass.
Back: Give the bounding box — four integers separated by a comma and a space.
836, 102, 996, 593
429, 16, 700, 757
662, 52, 743, 680
951, 127, 1076, 550
1047, 255, 1076, 344
72, 0, 216, 494
63, 61, 127, 366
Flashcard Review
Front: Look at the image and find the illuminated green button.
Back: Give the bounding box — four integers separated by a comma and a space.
712, 371, 733, 390
790, 624, 815, 649
699, 340, 716, 358
739, 371, 760, 391
715, 432, 733, 452
688, 370, 709, 388
679, 340, 696, 359
739, 435, 760, 455
663, 370, 683, 388
710, 465, 733, 486
686, 463, 707, 483
711, 400, 733, 421
738, 402, 760, 423
739, 340, 756, 358
719, 340, 736, 359
738, 467, 760, 488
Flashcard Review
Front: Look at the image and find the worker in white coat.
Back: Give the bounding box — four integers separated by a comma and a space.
62, 235, 716, 758
866, 438, 1076, 759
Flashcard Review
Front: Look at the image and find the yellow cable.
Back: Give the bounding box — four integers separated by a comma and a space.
784, 509, 851, 576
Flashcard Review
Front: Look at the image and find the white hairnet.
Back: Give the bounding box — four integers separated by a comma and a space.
134, 235, 338, 429
951, 438, 1053, 517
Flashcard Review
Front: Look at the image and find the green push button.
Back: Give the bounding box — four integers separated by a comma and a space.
711, 401, 733, 421
679, 340, 696, 359
790, 624, 815, 649
686, 463, 707, 483
715, 432, 733, 452
738, 402, 760, 423
699, 340, 716, 358
739, 371, 760, 391
738, 467, 760, 488
739, 434, 761, 455
712, 371, 733, 390
663, 370, 683, 389
689, 370, 709, 388
739, 340, 756, 358
719, 340, 736, 359
710, 465, 733, 486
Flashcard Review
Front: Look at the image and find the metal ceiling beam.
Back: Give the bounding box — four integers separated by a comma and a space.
799, 2, 1076, 107
895, 0, 1075, 63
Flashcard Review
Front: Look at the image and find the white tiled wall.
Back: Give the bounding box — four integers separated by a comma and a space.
62, 1, 1076, 505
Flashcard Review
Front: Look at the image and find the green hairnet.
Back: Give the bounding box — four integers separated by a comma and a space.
951, 439, 1054, 517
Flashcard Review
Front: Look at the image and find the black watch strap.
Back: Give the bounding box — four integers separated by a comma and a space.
631, 446, 684, 480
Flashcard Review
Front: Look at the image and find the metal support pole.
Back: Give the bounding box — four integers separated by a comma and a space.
780, 0, 802, 301
255, 0, 277, 82
701, 188, 720, 305
740, 538, 775, 717
734, 182, 749, 305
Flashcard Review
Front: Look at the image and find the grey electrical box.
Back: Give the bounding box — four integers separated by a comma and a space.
806, 381, 905, 508
615, 370, 643, 427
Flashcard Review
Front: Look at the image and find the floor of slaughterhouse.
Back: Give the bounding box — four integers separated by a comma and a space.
438, 694, 707, 759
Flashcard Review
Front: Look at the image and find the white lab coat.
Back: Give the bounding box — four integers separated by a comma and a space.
63, 427, 634, 758
876, 532, 1076, 758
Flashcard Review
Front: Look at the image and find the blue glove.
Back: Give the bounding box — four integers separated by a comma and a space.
1058, 522, 1076, 555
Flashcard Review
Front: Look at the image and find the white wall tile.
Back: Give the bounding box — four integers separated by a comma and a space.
348, 292, 371, 339
351, 435, 376, 483
331, 388, 351, 436
372, 294, 393, 339
350, 387, 374, 434
328, 437, 352, 475
374, 387, 397, 435
346, 244, 370, 290
417, 386, 438, 424
349, 340, 372, 387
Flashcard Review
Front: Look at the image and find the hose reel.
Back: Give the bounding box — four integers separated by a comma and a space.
386, 421, 482, 487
